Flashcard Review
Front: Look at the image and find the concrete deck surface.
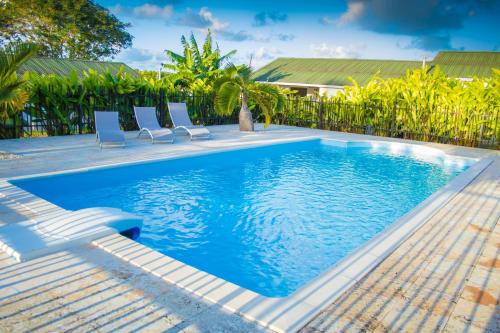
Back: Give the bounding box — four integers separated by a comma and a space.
0, 125, 498, 332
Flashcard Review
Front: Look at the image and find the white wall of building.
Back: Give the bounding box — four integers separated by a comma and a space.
319, 87, 344, 97
259, 82, 345, 98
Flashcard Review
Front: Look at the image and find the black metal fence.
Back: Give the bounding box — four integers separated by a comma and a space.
0, 90, 237, 139
272, 98, 499, 148
1, 90, 498, 149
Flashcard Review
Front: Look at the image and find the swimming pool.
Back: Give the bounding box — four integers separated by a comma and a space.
11, 139, 473, 297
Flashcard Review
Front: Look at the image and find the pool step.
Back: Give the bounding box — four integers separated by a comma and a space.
0, 207, 142, 262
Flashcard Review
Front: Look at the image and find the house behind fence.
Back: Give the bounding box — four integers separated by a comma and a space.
253, 51, 500, 97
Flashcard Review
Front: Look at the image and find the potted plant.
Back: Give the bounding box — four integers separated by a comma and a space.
214, 65, 284, 131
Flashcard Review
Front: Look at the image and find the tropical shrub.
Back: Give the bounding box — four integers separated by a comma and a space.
164, 30, 236, 94
0, 42, 37, 119
23, 66, 176, 135
334, 66, 500, 144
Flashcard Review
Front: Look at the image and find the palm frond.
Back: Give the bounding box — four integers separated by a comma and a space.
0, 42, 37, 119
165, 50, 185, 64
215, 81, 241, 116
189, 32, 203, 68
0, 42, 37, 78
202, 30, 213, 58
219, 49, 237, 66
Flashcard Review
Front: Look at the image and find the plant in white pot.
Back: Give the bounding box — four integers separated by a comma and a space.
214, 64, 284, 131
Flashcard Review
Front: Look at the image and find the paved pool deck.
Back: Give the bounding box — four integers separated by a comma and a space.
0, 124, 498, 332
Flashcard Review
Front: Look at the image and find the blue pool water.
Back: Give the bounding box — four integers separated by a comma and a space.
12, 140, 470, 297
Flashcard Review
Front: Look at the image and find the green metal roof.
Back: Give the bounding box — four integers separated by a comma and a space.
432, 51, 500, 78
252, 58, 422, 86
253, 52, 500, 86
19, 57, 139, 78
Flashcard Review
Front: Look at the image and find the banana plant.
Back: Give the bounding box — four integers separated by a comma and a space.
164, 30, 236, 93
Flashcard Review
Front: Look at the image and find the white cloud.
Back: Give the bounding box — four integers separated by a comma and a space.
108, 4, 124, 16
248, 47, 282, 68
177, 7, 280, 43
107, 3, 173, 20
133, 4, 173, 19
276, 33, 295, 41
310, 43, 366, 58
114, 48, 169, 70
254, 47, 281, 61
198, 7, 228, 31
177, 7, 229, 32
318, 16, 336, 25
337, 1, 365, 26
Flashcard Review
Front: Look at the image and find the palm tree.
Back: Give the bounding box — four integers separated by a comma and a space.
164, 30, 236, 92
0, 42, 37, 119
214, 65, 285, 131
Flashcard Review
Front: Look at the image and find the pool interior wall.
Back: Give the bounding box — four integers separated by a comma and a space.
11, 139, 472, 297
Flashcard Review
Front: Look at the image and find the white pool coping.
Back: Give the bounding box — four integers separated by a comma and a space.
0, 207, 142, 262
0, 137, 492, 333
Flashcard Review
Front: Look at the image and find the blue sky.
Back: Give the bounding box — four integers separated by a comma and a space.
97, 0, 500, 70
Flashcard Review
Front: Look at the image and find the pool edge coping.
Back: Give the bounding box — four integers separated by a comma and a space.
0, 137, 493, 333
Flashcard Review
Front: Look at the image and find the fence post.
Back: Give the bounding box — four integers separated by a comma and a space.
13, 115, 17, 138
77, 86, 83, 134
318, 97, 324, 129
390, 101, 397, 137
478, 111, 486, 146
159, 88, 165, 126
493, 108, 499, 147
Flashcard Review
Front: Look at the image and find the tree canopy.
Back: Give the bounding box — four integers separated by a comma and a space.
0, 0, 132, 60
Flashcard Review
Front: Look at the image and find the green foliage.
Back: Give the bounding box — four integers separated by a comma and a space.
2, 56, 497, 148
0, 42, 37, 119
272, 67, 499, 146
164, 30, 237, 93
214, 65, 285, 127
0, 0, 132, 59
333, 66, 500, 143
23, 66, 175, 135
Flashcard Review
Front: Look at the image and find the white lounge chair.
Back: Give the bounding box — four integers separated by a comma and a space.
134, 106, 174, 143
167, 102, 211, 140
94, 111, 125, 148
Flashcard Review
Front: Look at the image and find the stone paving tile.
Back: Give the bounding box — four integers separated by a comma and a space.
461, 268, 499, 303
300, 288, 389, 333
376, 302, 449, 333
175, 304, 270, 333
444, 298, 500, 332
